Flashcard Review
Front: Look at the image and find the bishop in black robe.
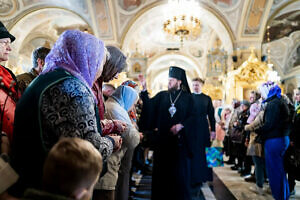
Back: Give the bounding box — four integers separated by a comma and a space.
140, 66, 196, 200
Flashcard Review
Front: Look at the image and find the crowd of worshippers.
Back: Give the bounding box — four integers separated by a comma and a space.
215, 86, 300, 200
0, 20, 300, 200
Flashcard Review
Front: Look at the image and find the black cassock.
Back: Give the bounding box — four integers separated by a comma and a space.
140, 89, 196, 200
191, 93, 216, 185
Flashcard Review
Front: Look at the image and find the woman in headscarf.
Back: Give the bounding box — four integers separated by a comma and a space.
94, 85, 140, 200
10, 30, 121, 197
92, 45, 127, 120
92, 45, 128, 146
257, 81, 290, 200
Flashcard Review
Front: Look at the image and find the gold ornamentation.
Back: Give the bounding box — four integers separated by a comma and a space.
207, 46, 228, 77
234, 49, 269, 83
202, 84, 223, 100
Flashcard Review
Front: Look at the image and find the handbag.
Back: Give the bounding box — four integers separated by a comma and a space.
205, 147, 224, 168
246, 132, 263, 157
230, 127, 243, 143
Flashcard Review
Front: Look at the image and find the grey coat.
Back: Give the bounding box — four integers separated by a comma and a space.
95, 98, 140, 190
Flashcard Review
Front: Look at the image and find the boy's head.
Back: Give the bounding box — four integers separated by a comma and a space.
43, 137, 102, 200
192, 77, 205, 94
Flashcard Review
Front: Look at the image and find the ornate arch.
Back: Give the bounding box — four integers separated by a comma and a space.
120, 1, 235, 48
7, 7, 92, 74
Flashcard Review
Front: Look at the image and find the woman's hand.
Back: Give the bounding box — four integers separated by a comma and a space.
109, 135, 122, 152
139, 132, 144, 141
113, 120, 127, 133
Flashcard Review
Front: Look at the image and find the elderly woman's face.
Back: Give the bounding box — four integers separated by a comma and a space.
249, 93, 256, 103
0, 38, 11, 62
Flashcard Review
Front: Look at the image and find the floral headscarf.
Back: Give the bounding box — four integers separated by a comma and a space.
42, 30, 105, 88
121, 80, 138, 89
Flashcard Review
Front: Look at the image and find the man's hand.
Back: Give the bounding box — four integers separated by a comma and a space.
170, 124, 184, 135
170, 125, 176, 135
138, 74, 147, 90
210, 131, 216, 140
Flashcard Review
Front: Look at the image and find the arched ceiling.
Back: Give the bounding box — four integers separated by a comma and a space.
8, 7, 89, 73
261, 0, 300, 81
121, 3, 233, 53
120, 2, 235, 88
0, 0, 299, 81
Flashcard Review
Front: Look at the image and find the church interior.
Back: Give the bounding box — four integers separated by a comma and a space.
1, 0, 300, 199
2, 0, 300, 100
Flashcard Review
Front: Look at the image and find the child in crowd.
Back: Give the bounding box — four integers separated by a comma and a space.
22, 137, 102, 200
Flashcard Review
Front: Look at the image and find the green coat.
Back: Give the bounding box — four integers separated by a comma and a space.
10, 69, 105, 197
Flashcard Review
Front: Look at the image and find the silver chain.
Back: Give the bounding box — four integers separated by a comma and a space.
169, 90, 182, 105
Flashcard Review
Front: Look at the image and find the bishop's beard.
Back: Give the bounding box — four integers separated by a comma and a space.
168, 85, 180, 92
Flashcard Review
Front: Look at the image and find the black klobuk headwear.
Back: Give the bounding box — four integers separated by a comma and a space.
0, 21, 15, 42
168, 66, 191, 93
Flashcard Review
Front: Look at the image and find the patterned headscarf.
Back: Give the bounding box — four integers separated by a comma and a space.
121, 80, 138, 89
259, 81, 281, 102
42, 30, 105, 88
111, 85, 138, 111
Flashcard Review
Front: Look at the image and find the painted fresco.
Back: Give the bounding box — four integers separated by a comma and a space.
118, 0, 143, 12
244, 0, 267, 35
0, 0, 17, 16
93, 0, 112, 37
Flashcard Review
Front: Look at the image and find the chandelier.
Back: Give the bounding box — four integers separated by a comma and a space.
163, 0, 201, 45
163, 15, 201, 44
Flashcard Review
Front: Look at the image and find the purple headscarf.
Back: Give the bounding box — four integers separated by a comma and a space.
42, 30, 105, 88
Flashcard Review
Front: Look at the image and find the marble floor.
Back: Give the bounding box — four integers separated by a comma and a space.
130, 163, 300, 200
213, 163, 300, 200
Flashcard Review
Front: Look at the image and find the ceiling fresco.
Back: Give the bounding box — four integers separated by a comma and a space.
92, 0, 113, 39
243, 0, 268, 35
264, 10, 300, 42
0, 0, 18, 17
0, 0, 299, 83
118, 0, 144, 12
